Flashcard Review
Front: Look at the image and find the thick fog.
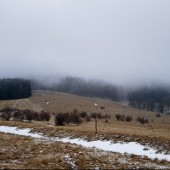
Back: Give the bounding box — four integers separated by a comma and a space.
0, 0, 170, 86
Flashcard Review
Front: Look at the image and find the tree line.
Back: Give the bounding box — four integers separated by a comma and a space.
31, 76, 170, 114
0, 78, 32, 100
128, 87, 170, 113
31, 77, 121, 101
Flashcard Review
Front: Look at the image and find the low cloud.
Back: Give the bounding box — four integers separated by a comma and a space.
0, 0, 170, 86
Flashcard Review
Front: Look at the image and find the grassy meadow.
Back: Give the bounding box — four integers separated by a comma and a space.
0, 90, 170, 169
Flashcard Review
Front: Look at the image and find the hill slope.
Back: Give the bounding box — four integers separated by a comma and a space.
0, 98, 43, 112
0, 90, 170, 139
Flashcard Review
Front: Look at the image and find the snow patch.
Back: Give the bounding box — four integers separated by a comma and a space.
0, 126, 43, 138
64, 154, 77, 169
56, 137, 170, 161
0, 126, 170, 162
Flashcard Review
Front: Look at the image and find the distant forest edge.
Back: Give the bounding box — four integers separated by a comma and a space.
31, 77, 170, 114
128, 87, 170, 114
0, 78, 32, 100
0, 77, 170, 114
31, 77, 121, 101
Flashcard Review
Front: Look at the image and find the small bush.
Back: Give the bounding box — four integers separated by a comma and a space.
1, 112, 12, 121
126, 116, 132, 122
55, 112, 82, 126
0, 107, 14, 113
100, 106, 105, 110
0, 108, 51, 123
115, 114, 121, 121
85, 115, 91, 122
120, 115, 125, 121
69, 112, 81, 125
13, 111, 25, 121
96, 112, 102, 119
137, 116, 149, 124
55, 113, 67, 126
145, 119, 149, 123
33, 112, 40, 121
115, 114, 125, 121
106, 114, 111, 119
39, 112, 51, 121
90, 112, 97, 119
25, 113, 33, 123
73, 109, 78, 114
101, 114, 111, 119
79, 111, 87, 118
156, 113, 161, 118
0, 107, 14, 121
115, 114, 133, 122
90, 112, 103, 119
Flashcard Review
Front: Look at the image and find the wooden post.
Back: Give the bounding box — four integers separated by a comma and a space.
94, 103, 98, 135
95, 116, 97, 134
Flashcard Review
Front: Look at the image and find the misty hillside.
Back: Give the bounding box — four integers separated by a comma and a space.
0, 77, 170, 115
128, 86, 170, 114
0, 98, 43, 113
1, 89, 169, 132
1, 1, 170, 169
31, 77, 122, 101
31, 76, 170, 114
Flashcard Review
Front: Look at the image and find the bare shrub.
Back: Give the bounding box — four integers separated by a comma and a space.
0, 107, 14, 121
79, 111, 87, 118
55, 112, 82, 126
55, 113, 67, 126
39, 112, 51, 121
115, 114, 121, 121
33, 112, 40, 121
1, 112, 12, 121
106, 114, 111, 119
13, 111, 25, 121
125, 116, 132, 122
137, 116, 149, 124
0, 107, 14, 113
73, 109, 78, 114
101, 114, 111, 119
0, 108, 51, 123
96, 112, 102, 119
90, 112, 102, 119
25, 113, 33, 123
1, 107, 13, 121
64, 112, 70, 124
100, 106, 105, 110
144, 119, 149, 124
156, 113, 161, 118
85, 115, 91, 122
69, 112, 82, 125
90, 112, 96, 118
116, 114, 132, 122
120, 115, 125, 121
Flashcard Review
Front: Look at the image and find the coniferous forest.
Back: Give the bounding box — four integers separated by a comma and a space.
128, 87, 170, 113
0, 78, 32, 100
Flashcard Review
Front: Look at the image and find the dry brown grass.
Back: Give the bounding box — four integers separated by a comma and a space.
28, 90, 170, 139
0, 131, 169, 169
0, 98, 43, 112
0, 90, 170, 141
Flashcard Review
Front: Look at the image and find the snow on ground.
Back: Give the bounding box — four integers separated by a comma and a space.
57, 137, 170, 161
0, 126, 43, 138
64, 154, 77, 169
0, 126, 170, 162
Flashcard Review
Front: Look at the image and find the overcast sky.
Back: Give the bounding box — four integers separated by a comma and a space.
0, 0, 170, 86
